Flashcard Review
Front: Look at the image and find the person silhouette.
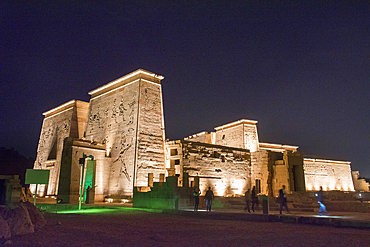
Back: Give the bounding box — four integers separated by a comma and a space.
193, 188, 200, 211
278, 185, 290, 214
251, 186, 258, 212
317, 186, 328, 216
244, 189, 251, 213
205, 187, 214, 212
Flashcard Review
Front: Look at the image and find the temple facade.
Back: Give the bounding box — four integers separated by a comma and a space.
167, 119, 355, 198
31, 69, 358, 203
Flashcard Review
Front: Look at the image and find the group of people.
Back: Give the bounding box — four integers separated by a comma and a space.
278, 185, 328, 215
193, 187, 214, 212
244, 186, 259, 213
192, 185, 327, 216
245, 185, 290, 214
193, 186, 260, 213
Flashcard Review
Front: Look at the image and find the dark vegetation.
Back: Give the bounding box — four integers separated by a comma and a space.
0, 147, 34, 186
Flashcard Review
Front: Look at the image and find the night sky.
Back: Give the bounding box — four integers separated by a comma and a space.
1, 2, 369, 177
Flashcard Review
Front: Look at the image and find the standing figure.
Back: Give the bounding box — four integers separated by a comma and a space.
317, 186, 328, 216
244, 189, 251, 213
278, 185, 290, 214
204, 187, 214, 212
193, 188, 200, 211
85, 185, 92, 204
251, 186, 258, 212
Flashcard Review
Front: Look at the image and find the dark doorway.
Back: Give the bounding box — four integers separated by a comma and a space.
292, 165, 303, 191
0, 179, 6, 205
255, 179, 261, 193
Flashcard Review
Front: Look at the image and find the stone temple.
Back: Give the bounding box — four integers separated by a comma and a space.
31, 69, 361, 203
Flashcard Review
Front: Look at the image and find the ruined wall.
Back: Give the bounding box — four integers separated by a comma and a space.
304, 158, 354, 191
178, 141, 251, 196
32, 100, 89, 196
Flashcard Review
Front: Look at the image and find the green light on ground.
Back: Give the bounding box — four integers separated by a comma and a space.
56, 208, 119, 214
55, 207, 162, 214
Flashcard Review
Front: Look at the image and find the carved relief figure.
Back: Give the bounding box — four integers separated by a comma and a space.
111, 99, 118, 123
119, 164, 130, 181
144, 87, 159, 111
39, 127, 53, 148
127, 94, 136, 125
112, 130, 135, 181
118, 97, 127, 122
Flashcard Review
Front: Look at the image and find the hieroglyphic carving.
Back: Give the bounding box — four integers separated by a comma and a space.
88, 105, 101, 133
39, 127, 53, 148
87, 92, 138, 186
113, 132, 132, 162
127, 94, 136, 125
244, 126, 258, 151
118, 97, 127, 121
144, 87, 159, 111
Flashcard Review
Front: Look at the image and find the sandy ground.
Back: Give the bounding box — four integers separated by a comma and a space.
10, 209, 370, 247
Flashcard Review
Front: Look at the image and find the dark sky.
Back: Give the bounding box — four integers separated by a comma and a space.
1, 2, 369, 177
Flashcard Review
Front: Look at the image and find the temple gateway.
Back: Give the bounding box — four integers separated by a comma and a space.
31, 69, 363, 203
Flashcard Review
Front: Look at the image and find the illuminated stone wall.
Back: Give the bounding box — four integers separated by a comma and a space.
85, 78, 139, 196
214, 120, 259, 152
181, 120, 309, 196
84, 70, 166, 197
32, 100, 89, 196
352, 171, 370, 192
166, 140, 251, 196
214, 124, 244, 148
58, 138, 106, 203
33, 69, 166, 200
250, 151, 269, 194
32, 69, 357, 202
184, 131, 212, 143
304, 158, 354, 191
253, 150, 306, 197
135, 79, 166, 188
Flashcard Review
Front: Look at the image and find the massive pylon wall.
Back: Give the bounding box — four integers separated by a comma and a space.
32, 100, 89, 196
85, 69, 166, 196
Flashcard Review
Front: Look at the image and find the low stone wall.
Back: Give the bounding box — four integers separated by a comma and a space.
325, 201, 370, 213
